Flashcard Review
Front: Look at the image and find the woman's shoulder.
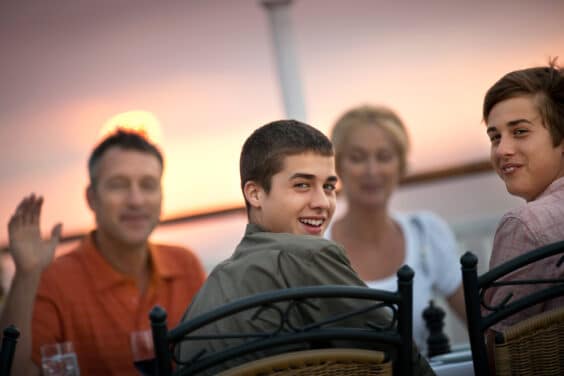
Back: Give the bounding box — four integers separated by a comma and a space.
396, 210, 459, 263
394, 210, 451, 233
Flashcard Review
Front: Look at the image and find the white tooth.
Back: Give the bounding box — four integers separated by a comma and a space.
300, 218, 323, 226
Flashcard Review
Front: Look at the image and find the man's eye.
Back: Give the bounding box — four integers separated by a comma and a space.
141, 180, 159, 191
514, 129, 528, 136
489, 134, 500, 143
294, 183, 309, 189
324, 183, 336, 192
107, 180, 129, 189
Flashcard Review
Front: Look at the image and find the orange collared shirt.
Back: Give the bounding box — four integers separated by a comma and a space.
32, 233, 206, 375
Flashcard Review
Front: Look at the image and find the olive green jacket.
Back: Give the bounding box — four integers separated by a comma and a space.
177, 224, 434, 375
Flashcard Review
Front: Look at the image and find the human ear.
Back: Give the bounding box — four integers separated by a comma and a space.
243, 181, 263, 209
86, 185, 96, 211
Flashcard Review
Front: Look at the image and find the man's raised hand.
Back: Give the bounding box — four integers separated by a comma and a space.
8, 194, 62, 273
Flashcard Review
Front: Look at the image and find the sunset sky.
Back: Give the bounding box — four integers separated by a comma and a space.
1, 0, 563, 246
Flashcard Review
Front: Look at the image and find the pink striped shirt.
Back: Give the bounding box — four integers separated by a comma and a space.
486, 176, 564, 331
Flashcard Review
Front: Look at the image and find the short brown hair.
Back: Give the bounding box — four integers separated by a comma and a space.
483, 59, 564, 146
330, 105, 410, 176
88, 129, 164, 186
240, 120, 334, 210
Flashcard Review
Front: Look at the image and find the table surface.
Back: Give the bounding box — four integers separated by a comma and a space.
429, 347, 474, 376
432, 360, 474, 376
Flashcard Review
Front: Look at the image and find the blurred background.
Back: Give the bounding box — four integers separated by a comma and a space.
1, 0, 563, 345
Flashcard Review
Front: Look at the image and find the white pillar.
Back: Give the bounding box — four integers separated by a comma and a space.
261, 0, 307, 122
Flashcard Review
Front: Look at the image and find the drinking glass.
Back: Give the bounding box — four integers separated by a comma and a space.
40, 342, 80, 376
130, 330, 155, 376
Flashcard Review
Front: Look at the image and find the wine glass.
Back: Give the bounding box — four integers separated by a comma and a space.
40, 342, 80, 376
130, 330, 156, 376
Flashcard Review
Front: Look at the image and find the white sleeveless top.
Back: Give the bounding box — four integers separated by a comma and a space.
325, 211, 461, 351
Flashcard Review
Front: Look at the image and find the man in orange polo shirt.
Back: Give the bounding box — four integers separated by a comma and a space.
1, 130, 206, 375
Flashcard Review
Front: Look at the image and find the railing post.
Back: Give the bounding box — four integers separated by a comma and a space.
461, 252, 489, 376
397, 265, 414, 376
261, 0, 307, 121
150, 305, 172, 376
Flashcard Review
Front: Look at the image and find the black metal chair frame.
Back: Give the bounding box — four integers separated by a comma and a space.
150, 265, 414, 376
460, 240, 564, 376
0, 325, 20, 376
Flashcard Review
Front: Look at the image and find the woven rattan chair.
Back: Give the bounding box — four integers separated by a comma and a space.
460, 240, 564, 376
494, 307, 564, 376
149, 265, 414, 376
217, 348, 391, 376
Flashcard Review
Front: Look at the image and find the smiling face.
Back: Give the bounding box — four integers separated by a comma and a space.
87, 147, 163, 247
244, 152, 337, 236
487, 95, 564, 201
337, 124, 402, 208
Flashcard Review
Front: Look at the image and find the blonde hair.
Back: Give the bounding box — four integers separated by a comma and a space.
330, 105, 410, 175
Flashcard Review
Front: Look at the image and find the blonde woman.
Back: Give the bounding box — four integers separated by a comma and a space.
327, 105, 466, 350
